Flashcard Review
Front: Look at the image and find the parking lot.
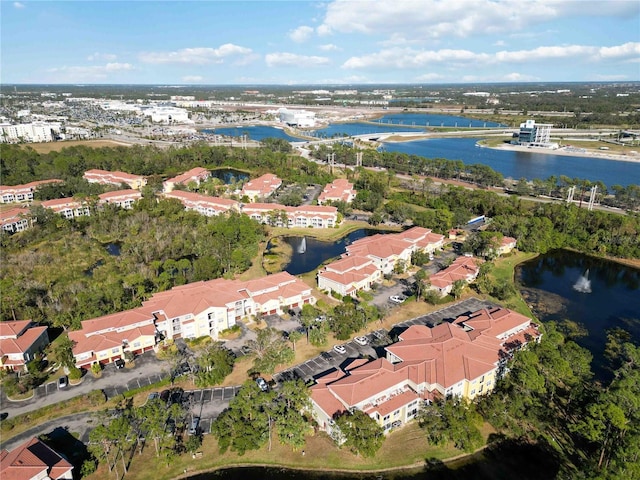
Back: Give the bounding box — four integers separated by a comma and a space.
274, 330, 388, 384
274, 297, 495, 385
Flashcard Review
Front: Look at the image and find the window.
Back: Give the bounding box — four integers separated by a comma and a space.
480, 375, 485, 383
111, 348, 120, 354
383, 415, 390, 421
471, 389, 476, 395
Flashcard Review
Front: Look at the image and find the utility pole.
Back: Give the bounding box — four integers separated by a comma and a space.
566, 185, 576, 204
587, 185, 598, 211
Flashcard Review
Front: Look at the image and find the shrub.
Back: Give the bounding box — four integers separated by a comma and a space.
68, 366, 82, 380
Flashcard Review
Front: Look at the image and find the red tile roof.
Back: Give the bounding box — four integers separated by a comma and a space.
0, 437, 73, 480
165, 167, 210, 186
429, 256, 480, 289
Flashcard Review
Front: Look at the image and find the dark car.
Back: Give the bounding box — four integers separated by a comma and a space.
159, 389, 171, 403
169, 387, 184, 405
58, 376, 68, 389
114, 358, 125, 369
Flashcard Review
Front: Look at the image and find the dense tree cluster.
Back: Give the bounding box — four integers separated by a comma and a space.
212, 379, 311, 455
1, 202, 266, 329
478, 323, 640, 478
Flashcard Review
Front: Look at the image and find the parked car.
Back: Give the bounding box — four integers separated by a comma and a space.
333, 344, 347, 354
255, 377, 269, 392
58, 376, 68, 389
169, 387, 184, 405
148, 392, 160, 401
159, 389, 171, 403
189, 417, 200, 435
165, 418, 176, 436
354, 336, 368, 346
114, 358, 125, 369
389, 295, 406, 304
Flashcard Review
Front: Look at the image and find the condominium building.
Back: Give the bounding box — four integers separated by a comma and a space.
98, 189, 142, 209
310, 305, 541, 437
163, 167, 211, 192
318, 227, 444, 296
84, 169, 147, 190
317, 178, 357, 205
0, 437, 73, 480
0, 179, 63, 204
41, 198, 91, 219
70, 272, 316, 367
428, 256, 481, 297
0, 320, 50, 372
0, 122, 61, 143
1, 207, 30, 234
242, 203, 338, 228
163, 191, 240, 216
240, 173, 282, 202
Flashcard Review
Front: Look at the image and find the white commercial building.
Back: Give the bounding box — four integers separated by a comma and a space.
0, 122, 61, 143
144, 106, 191, 123
277, 108, 316, 127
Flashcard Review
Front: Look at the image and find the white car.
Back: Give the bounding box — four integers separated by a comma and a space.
333, 344, 347, 354
256, 377, 269, 392
389, 295, 406, 304
354, 336, 368, 346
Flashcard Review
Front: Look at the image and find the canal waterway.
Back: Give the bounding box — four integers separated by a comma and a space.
203, 113, 640, 186
516, 250, 640, 381
202, 126, 300, 142
381, 137, 640, 188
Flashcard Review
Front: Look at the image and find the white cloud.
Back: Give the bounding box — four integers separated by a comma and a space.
265, 52, 330, 67
342, 42, 640, 70
47, 63, 133, 81
182, 75, 204, 83
493, 40, 506, 47
319, 43, 340, 51
87, 52, 117, 62
289, 26, 314, 43
318, 0, 639, 41
139, 44, 253, 64
502, 72, 539, 82
13, 2, 25, 8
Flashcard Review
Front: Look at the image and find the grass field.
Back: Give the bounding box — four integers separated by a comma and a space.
85, 421, 477, 480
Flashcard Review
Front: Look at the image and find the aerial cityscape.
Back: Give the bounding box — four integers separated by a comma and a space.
1, 2, 639, 480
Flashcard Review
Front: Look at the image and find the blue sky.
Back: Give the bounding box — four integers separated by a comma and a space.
1, 0, 639, 85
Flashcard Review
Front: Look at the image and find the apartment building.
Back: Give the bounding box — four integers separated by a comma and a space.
0, 320, 50, 372
163, 167, 211, 192
317, 227, 445, 296
242, 203, 338, 228
70, 272, 316, 367
98, 189, 142, 209
84, 169, 147, 190
428, 256, 481, 297
240, 173, 282, 202
311, 306, 541, 437
1, 207, 30, 234
0, 179, 63, 204
41, 198, 90, 219
0, 122, 61, 143
0, 437, 73, 480
163, 190, 240, 216
317, 255, 381, 297
317, 178, 357, 205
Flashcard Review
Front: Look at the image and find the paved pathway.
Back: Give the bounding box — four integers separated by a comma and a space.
0, 352, 171, 418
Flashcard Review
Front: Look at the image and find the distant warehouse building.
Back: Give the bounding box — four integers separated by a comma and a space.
517, 119, 556, 148
277, 108, 316, 127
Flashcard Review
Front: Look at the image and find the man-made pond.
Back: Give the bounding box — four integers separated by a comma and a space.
271, 229, 391, 275
516, 250, 640, 381
210, 168, 249, 184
